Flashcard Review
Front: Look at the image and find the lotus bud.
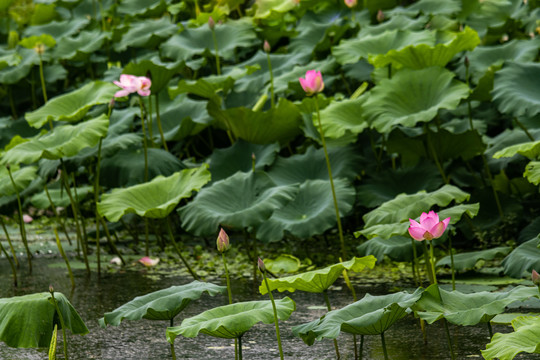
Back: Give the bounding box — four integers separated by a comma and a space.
299, 70, 324, 96
208, 16, 215, 30
33, 43, 45, 55
49, 285, 54, 293
216, 228, 230, 253
5, 164, 10, 170
376, 9, 385, 23
533, 269, 540, 286
23, 214, 33, 223
258, 257, 266, 272
464, 56, 470, 68
138, 256, 160, 267
263, 40, 271, 53
344, 0, 357, 7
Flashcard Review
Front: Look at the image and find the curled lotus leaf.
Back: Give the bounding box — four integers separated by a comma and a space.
482, 316, 540, 360
502, 237, 540, 278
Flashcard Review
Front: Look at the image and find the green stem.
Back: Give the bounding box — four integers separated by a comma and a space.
315, 97, 347, 260
6, 166, 32, 273
238, 335, 243, 360
0, 240, 17, 286
100, 218, 125, 265
170, 318, 177, 360
421, 241, 434, 284
147, 95, 154, 146
71, 174, 89, 259
266, 52, 275, 108
411, 238, 419, 286
8, 86, 17, 119
222, 253, 233, 304
443, 319, 455, 360
262, 270, 284, 360
425, 127, 448, 184
428, 240, 438, 285
514, 117, 534, 141
487, 321, 493, 338
50, 290, 69, 360
0, 215, 19, 268
359, 335, 364, 360
94, 138, 103, 278
54, 228, 75, 289
139, 97, 149, 182
44, 185, 72, 246
381, 332, 389, 360
38, 55, 48, 103
481, 155, 504, 220
448, 235, 455, 291
211, 28, 221, 75
323, 290, 340, 359
166, 217, 198, 280
155, 95, 168, 151
144, 218, 149, 257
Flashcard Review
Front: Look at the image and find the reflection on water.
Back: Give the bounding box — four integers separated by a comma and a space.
0, 259, 536, 360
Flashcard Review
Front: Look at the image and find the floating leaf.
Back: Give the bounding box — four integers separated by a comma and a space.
0, 292, 88, 348
25, 81, 118, 128
502, 237, 540, 278
436, 247, 512, 271
100, 281, 226, 326
264, 255, 301, 274
259, 256, 377, 294
98, 165, 211, 222
166, 297, 296, 342
482, 316, 540, 360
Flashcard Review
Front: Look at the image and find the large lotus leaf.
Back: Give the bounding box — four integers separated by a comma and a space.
114, 18, 178, 52
179, 171, 297, 235
123, 59, 181, 94
363, 67, 469, 133
493, 140, 540, 160
23, 18, 90, 39
357, 236, 423, 263
161, 18, 257, 62
332, 29, 436, 65
317, 97, 369, 139
252, 0, 297, 19
413, 284, 539, 326
100, 281, 226, 326
267, 145, 359, 186
525, 161, 540, 185
492, 61, 540, 118
370, 27, 480, 69
0, 166, 37, 197
25, 81, 118, 128
99, 147, 186, 188
356, 163, 443, 208
166, 297, 296, 342
482, 316, 540, 360
208, 139, 280, 182
0, 292, 88, 348
293, 289, 423, 345
2, 115, 109, 165
463, 0, 527, 38
358, 15, 427, 37
52, 30, 111, 61
436, 247, 511, 271
209, 98, 301, 144
403, 0, 461, 15
0, 48, 39, 84
271, 58, 337, 95
98, 165, 211, 222
0, 51, 21, 70
19, 34, 56, 49
485, 128, 540, 171
259, 256, 377, 294
30, 185, 92, 209
117, 0, 166, 17
256, 179, 355, 242
502, 237, 540, 278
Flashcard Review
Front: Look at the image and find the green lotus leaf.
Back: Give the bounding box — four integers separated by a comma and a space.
293, 289, 423, 345
123, 59, 181, 94
363, 67, 469, 133
332, 29, 436, 65
485, 128, 540, 171
317, 97, 369, 139
252, 0, 297, 19
413, 284, 539, 326
30, 185, 93, 209
178, 171, 298, 236
403, 0, 461, 15
161, 18, 257, 62
117, 0, 166, 17
19, 34, 56, 49
0, 48, 40, 84
272, 58, 337, 96
267, 145, 360, 186
482, 315, 540, 360
0, 52, 21, 70
166, 297, 296, 342
264, 254, 301, 274
370, 27, 480, 69
357, 235, 422, 263
502, 237, 540, 278
359, 15, 427, 37
98, 165, 211, 222
23, 18, 90, 39
0, 292, 88, 348
0, 165, 37, 198
436, 247, 511, 271
114, 18, 178, 52
256, 179, 355, 242
208, 139, 280, 182
209, 98, 302, 144
52, 30, 111, 61
99, 147, 186, 188
492, 61, 540, 118
2, 115, 109, 165
25, 81, 118, 128
100, 281, 226, 326
259, 256, 376, 294
464, 0, 527, 38
525, 161, 540, 185
493, 140, 540, 160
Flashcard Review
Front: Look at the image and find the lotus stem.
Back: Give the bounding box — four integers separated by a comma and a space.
514, 117, 534, 141
222, 251, 237, 359
49, 289, 69, 360
0, 240, 17, 286
166, 217, 198, 280
428, 240, 438, 285
147, 95, 154, 146
487, 321, 493, 338
0, 215, 19, 268
380, 332, 389, 360
138, 98, 149, 182
358, 335, 364, 360
238, 335, 243, 360
211, 28, 221, 75
38, 54, 48, 104
262, 268, 284, 360
8, 86, 17, 119
6, 165, 32, 273
448, 235, 455, 291
266, 52, 275, 108
94, 138, 103, 277
341, 257, 359, 358
170, 318, 177, 360
71, 173, 89, 260
443, 319, 455, 360
100, 218, 125, 265
314, 97, 347, 260
54, 228, 75, 289
155, 95, 168, 151
425, 127, 448, 184
421, 241, 435, 284
44, 184, 72, 246
410, 238, 420, 286
323, 290, 340, 359
31, 68, 37, 109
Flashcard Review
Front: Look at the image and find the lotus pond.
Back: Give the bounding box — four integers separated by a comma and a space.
2, 0, 540, 359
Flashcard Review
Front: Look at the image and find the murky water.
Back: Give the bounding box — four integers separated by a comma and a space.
0, 256, 538, 360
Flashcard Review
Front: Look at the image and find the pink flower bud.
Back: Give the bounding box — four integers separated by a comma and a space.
263, 40, 271, 53
299, 70, 324, 96
138, 256, 160, 267
376, 9, 385, 22
408, 210, 450, 241
208, 16, 215, 30
49, 285, 54, 293
344, 0, 357, 8
22, 214, 33, 223
533, 270, 540, 285
258, 257, 266, 272
216, 228, 230, 253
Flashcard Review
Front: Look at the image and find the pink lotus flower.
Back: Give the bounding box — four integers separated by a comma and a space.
216, 228, 230, 253
113, 74, 152, 98
138, 256, 159, 267
345, 0, 357, 7
533, 269, 540, 285
23, 214, 33, 223
408, 210, 450, 241
299, 70, 324, 96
